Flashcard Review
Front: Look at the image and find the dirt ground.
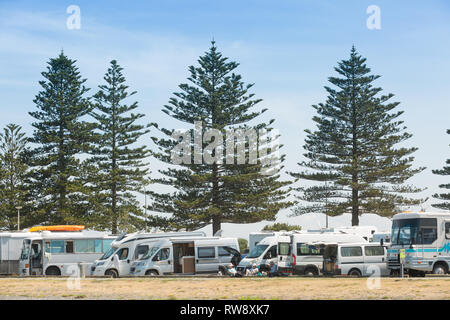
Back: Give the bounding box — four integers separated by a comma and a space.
0, 277, 449, 300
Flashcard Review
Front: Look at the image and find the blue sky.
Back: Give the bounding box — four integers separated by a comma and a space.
1, 0, 449, 237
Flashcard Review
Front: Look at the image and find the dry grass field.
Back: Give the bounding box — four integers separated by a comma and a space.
0, 277, 449, 300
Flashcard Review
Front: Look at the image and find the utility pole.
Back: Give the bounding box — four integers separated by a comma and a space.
15, 206, 22, 231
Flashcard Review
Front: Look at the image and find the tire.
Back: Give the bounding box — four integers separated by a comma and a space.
432, 263, 448, 275
348, 269, 362, 277
145, 270, 158, 276
304, 267, 318, 276
105, 269, 119, 278
45, 266, 61, 276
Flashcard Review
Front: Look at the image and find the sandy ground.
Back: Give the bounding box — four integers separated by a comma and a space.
0, 277, 449, 300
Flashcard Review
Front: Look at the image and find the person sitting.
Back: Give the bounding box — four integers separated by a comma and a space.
245, 264, 261, 276
268, 261, 280, 277
226, 263, 242, 277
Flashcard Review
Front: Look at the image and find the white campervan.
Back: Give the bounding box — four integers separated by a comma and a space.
19, 230, 116, 276
131, 236, 240, 276
91, 231, 206, 277
278, 232, 368, 275
237, 234, 290, 274
323, 242, 389, 277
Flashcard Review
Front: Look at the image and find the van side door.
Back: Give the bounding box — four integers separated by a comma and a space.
363, 245, 388, 276
151, 247, 173, 275
339, 246, 363, 276
277, 242, 291, 269
195, 245, 219, 274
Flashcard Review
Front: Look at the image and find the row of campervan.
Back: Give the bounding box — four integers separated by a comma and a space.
2, 211, 449, 277
0, 224, 384, 277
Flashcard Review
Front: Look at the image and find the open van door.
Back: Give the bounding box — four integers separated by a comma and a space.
277, 236, 292, 271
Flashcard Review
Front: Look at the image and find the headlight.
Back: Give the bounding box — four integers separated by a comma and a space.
97, 261, 105, 266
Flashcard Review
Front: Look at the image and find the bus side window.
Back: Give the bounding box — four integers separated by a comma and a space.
445, 222, 450, 239
66, 241, 74, 254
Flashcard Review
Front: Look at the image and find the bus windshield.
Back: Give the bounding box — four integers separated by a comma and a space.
139, 247, 159, 260
246, 244, 269, 258
20, 239, 31, 260
391, 218, 437, 246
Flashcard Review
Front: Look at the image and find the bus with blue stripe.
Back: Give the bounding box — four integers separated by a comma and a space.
387, 211, 450, 276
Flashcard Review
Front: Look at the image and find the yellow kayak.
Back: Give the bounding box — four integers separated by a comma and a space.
28, 225, 85, 232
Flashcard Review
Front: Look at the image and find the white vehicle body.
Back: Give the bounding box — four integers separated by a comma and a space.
387, 212, 450, 276
131, 236, 240, 276
237, 234, 291, 273
0, 231, 39, 274
18, 231, 116, 276
323, 242, 389, 276
248, 231, 297, 252
280, 232, 369, 275
91, 231, 206, 277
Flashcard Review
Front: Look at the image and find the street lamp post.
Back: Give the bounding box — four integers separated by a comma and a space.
15, 206, 22, 231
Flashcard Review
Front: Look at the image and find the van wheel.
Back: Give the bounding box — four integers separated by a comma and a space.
105, 269, 119, 278
145, 270, 158, 276
348, 269, 362, 277
45, 266, 61, 276
432, 263, 448, 275
304, 268, 318, 276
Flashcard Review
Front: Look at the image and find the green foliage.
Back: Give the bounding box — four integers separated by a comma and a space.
262, 222, 302, 232
0, 124, 32, 230
289, 47, 425, 225
149, 41, 292, 234
28, 52, 95, 225
432, 129, 450, 210
238, 238, 248, 252
88, 60, 151, 233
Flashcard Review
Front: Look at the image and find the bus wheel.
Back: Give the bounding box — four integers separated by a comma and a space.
304, 268, 318, 276
105, 269, 118, 278
145, 270, 158, 276
348, 269, 362, 277
45, 266, 61, 276
432, 263, 448, 275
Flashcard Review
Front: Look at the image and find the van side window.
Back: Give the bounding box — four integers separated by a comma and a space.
445, 222, 450, 239
218, 246, 231, 257
264, 245, 277, 259
198, 247, 215, 258
117, 248, 129, 260
155, 248, 170, 261
341, 246, 362, 257
364, 246, 384, 256
297, 243, 321, 256
135, 245, 149, 260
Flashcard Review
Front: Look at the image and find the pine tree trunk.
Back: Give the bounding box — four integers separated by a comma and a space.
212, 162, 220, 235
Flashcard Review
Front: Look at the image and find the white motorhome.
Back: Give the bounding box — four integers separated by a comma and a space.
19, 230, 116, 276
278, 232, 368, 275
248, 231, 296, 252
91, 231, 206, 277
387, 211, 450, 276
131, 236, 240, 276
322, 242, 389, 277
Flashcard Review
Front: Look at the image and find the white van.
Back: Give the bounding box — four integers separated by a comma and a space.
323, 242, 389, 277
131, 237, 240, 276
237, 234, 290, 274
279, 232, 368, 275
91, 231, 206, 277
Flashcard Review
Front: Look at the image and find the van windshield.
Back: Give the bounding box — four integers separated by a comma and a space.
100, 247, 117, 260
140, 247, 160, 260
246, 244, 268, 258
